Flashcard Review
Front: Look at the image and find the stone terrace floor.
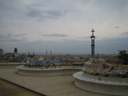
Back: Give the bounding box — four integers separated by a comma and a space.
0, 68, 112, 96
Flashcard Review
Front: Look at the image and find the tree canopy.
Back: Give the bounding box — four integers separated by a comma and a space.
117, 50, 128, 65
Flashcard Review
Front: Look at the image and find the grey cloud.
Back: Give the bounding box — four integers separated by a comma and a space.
0, 0, 16, 11
0, 33, 27, 43
0, 35, 6, 38
0, 38, 26, 42
83, 36, 90, 39
3, 36, 128, 54
115, 26, 119, 28
46, 10, 63, 17
14, 33, 26, 37
11, 39, 90, 54
76, 36, 90, 40
0, 33, 26, 39
7, 33, 12, 37
0, 33, 12, 38
26, 5, 67, 20
43, 34, 52, 37
26, 8, 42, 17
122, 31, 128, 35
0, 0, 128, 54
0, 0, 27, 21
124, 32, 128, 35
43, 34, 68, 37
7, 38, 26, 42
96, 37, 128, 54
76, 36, 98, 40
90, 0, 128, 22
93, 0, 128, 11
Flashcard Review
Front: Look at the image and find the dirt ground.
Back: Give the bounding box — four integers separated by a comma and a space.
0, 79, 42, 96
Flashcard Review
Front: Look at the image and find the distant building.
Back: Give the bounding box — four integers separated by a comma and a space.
0, 48, 4, 56
20, 54, 27, 58
33, 51, 35, 55
4, 53, 13, 57
28, 52, 30, 55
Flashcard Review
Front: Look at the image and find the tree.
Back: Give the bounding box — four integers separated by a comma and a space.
117, 50, 128, 65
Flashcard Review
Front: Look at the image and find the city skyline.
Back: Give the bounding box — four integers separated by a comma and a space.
0, 0, 128, 54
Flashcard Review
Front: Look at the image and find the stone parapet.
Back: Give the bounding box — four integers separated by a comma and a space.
73, 71, 128, 96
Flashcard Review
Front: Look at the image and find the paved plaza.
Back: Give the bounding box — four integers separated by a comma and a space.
0, 79, 41, 96
0, 68, 111, 96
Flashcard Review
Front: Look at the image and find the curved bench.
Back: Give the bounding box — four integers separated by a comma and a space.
73, 71, 128, 96
0, 62, 25, 68
17, 65, 83, 76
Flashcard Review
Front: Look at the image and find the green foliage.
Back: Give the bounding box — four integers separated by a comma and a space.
0, 57, 20, 62
117, 50, 128, 65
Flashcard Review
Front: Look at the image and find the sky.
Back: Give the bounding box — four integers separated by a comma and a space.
0, 0, 128, 55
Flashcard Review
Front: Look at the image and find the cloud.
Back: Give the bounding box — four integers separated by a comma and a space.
76, 36, 90, 40
43, 34, 68, 37
46, 10, 63, 17
83, 36, 90, 39
0, 33, 12, 38
14, 33, 26, 37
0, 0, 128, 54
0, 33, 27, 43
26, 5, 67, 20
124, 32, 128, 35
2, 36, 128, 54
7, 38, 26, 42
0, 38, 26, 43
10, 39, 90, 54
115, 26, 119, 28
76, 35, 100, 40
96, 37, 128, 53
122, 31, 128, 35
26, 8, 42, 17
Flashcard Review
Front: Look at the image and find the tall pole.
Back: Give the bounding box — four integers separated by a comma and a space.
50, 51, 52, 55
90, 29, 95, 58
46, 51, 47, 56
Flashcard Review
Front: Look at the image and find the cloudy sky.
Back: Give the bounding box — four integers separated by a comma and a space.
0, 0, 128, 55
